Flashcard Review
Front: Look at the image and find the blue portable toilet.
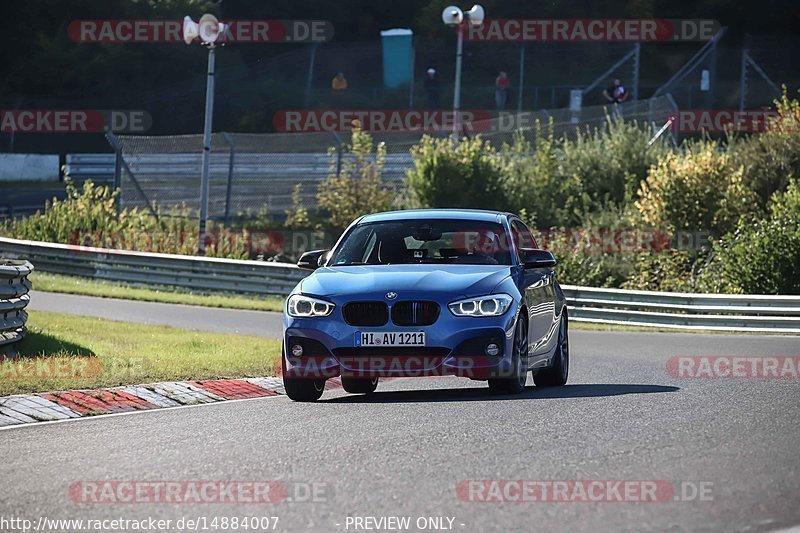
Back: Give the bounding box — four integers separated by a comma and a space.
380, 29, 414, 88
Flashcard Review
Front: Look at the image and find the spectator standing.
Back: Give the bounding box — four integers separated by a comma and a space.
424, 68, 440, 109
602, 78, 626, 114
332, 72, 348, 91
495, 71, 510, 110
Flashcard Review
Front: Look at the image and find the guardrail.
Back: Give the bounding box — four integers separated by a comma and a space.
64, 153, 116, 184
562, 285, 800, 333
0, 237, 305, 298
0, 237, 797, 334
0, 204, 43, 222
0, 259, 33, 357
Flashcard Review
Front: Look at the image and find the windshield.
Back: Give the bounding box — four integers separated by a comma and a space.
328, 219, 512, 266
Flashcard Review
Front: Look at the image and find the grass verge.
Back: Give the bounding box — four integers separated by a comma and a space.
30, 272, 285, 313
0, 311, 281, 397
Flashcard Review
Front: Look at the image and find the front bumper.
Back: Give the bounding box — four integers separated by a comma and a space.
283, 303, 519, 380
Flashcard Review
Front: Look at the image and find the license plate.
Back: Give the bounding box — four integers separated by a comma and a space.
355, 331, 426, 347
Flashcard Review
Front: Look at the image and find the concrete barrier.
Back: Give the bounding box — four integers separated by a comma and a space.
0, 154, 60, 182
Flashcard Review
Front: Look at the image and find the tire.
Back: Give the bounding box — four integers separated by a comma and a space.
341, 376, 379, 394
283, 376, 325, 401
282, 345, 325, 402
488, 315, 528, 394
534, 311, 569, 387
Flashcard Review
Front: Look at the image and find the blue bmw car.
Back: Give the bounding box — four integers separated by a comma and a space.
282, 209, 569, 401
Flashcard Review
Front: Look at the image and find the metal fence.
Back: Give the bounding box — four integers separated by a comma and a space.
108, 132, 416, 219
0, 259, 33, 357
2, 237, 798, 334
99, 95, 676, 220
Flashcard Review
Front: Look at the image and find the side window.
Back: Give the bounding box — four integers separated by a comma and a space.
511, 220, 537, 261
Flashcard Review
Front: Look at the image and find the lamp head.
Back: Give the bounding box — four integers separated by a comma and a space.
183, 16, 199, 45
198, 13, 226, 44
441, 6, 464, 26
465, 4, 485, 26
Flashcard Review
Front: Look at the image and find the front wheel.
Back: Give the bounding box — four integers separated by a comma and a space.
282, 346, 325, 401
283, 376, 325, 401
534, 311, 569, 387
488, 316, 528, 394
341, 376, 379, 394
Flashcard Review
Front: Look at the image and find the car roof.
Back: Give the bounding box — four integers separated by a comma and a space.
358, 209, 512, 224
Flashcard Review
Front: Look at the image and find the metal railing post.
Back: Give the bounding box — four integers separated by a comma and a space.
517, 42, 525, 114
632, 43, 640, 102
739, 49, 748, 112
222, 132, 236, 224
106, 131, 124, 215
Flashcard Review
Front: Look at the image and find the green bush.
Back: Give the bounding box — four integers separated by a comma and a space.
499, 127, 586, 228
285, 184, 311, 230
317, 124, 395, 233
728, 90, 800, 212
562, 116, 669, 212
537, 229, 634, 288
621, 250, 704, 292
406, 135, 507, 211
635, 140, 755, 237
499, 117, 667, 229
1, 179, 249, 259
2, 179, 122, 244
697, 179, 800, 295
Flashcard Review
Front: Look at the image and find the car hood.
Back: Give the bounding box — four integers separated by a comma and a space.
299, 264, 512, 299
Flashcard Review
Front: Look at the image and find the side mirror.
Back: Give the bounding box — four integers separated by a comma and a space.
297, 249, 330, 270
521, 249, 556, 269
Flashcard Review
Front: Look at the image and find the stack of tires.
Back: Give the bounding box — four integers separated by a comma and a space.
0, 260, 33, 358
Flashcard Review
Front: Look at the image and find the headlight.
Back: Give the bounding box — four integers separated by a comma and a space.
287, 294, 335, 317
448, 294, 513, 317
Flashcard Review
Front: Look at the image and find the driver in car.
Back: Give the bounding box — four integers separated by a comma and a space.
454, 230, 500, 265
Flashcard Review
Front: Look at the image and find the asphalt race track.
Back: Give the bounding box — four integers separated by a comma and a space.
28, 291, 285, 338
4, 292, 800, 532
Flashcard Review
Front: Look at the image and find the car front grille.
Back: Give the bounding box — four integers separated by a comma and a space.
343, 301, 389, 326
391, 301, 440, 326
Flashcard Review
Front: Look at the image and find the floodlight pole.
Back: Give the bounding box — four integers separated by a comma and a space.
452, 25, 464, 141
198, 44, 215, 255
